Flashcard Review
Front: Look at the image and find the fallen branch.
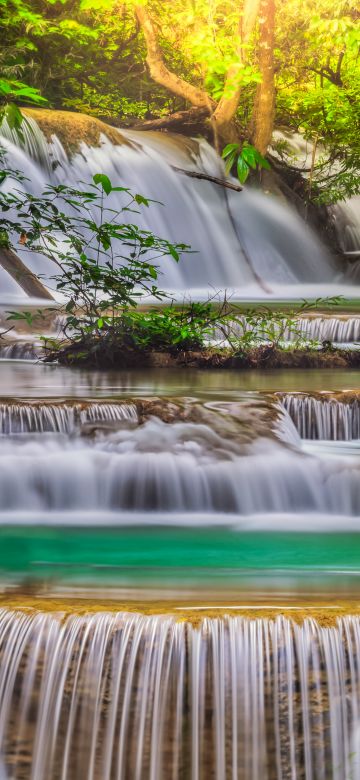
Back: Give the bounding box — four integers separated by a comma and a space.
171, 166, 243, 192
133, 106, 210, 132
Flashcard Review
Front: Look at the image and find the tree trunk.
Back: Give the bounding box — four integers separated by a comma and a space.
0, 248, 54, 300
250, 0, 275, 155
135, 2, 261, 151
211, 0, 260, 141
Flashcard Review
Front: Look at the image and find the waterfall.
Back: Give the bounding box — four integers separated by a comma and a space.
213, 314, 360, 345
281, 393, 360, 440
0, 609, 360, 780
1, 111, 357, 301
0, 342, 39, 360
331, 195, 360, 256
0, 400, 138, 434
0, 414, 358, 515
272, 130, 360, 261
281, 315, 360, 343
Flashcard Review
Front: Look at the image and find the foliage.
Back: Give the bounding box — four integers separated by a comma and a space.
274, 0, 360, 202
0, 159, 190, 346
115, 303, 217, 353
0, 78, 46, 140
0, 0, 358, 200
223, 297, 343, 356
222, 142, 271, 184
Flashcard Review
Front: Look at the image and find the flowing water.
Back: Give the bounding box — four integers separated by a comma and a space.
1, 112, 360, 302
1, 610, 360, 780
280, 392, 360, 440
1, 111, 360, 777
0, 368, 359, 776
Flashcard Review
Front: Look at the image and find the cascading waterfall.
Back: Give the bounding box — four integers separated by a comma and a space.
0, 400, 137, 434
272, 130, 360, 261
1, 111, 357, 300
0, 408, 358, 517
281, 315, 360, 343
0, 342, 38, 360
281, 393, 360, 440
331, 195, 360, 257
1, 111, 360, 780
0, 609, 360, 780
213, 314, 360, 346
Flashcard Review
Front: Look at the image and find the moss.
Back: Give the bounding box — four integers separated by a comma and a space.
1, 594, 360, 627
23, 108, 131, 156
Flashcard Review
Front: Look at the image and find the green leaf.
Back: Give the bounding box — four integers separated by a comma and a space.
237, 156, 250, 184
254, 150, 271, 170
224, 151, 237, 175
222, 143, 240, 159
92, 173, 112, 195
134, 194, 149, 207
241, 144, 257, 169
4, 103, 23, 131
0, 81, 12, 95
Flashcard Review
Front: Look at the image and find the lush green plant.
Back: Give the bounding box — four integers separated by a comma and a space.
114, 303, 215, 353
222, 142, 271, 184
223, 297, 343, 355
0, 86, 47, 149
1, 165, 190, 343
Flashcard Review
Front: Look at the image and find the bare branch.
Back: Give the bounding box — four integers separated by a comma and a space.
171, 166, 243, 191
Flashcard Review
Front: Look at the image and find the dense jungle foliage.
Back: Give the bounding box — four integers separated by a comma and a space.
0, 0, 359, 202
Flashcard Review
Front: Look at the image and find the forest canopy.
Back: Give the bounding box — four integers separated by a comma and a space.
0, 0, 359, 202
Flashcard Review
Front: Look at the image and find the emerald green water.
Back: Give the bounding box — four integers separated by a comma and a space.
2, 527, 360, 588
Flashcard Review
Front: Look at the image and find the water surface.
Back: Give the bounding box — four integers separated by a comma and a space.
0, 361, 359, 398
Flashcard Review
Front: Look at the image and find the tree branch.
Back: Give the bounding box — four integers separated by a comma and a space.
135, 5, 213, 110
250, 0, 275, 155
171, 166, 243, 191
212, 0, 260, 130
133, 106, 210, 132
307, 59, 344, 88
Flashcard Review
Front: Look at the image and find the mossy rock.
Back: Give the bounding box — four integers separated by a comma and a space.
23, 108, 132, 156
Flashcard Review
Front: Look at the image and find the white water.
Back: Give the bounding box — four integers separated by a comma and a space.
0, 400, 137, 434
0, 342, 38, 360
331, 195, 360, 256
213, 314, 360, 348
282, 393, 360, 440
282, 315, 360, 343
0, 115, 358, 301
272, 130, 360, 260
0, 412, 358, 516
0, 609, 360, 780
